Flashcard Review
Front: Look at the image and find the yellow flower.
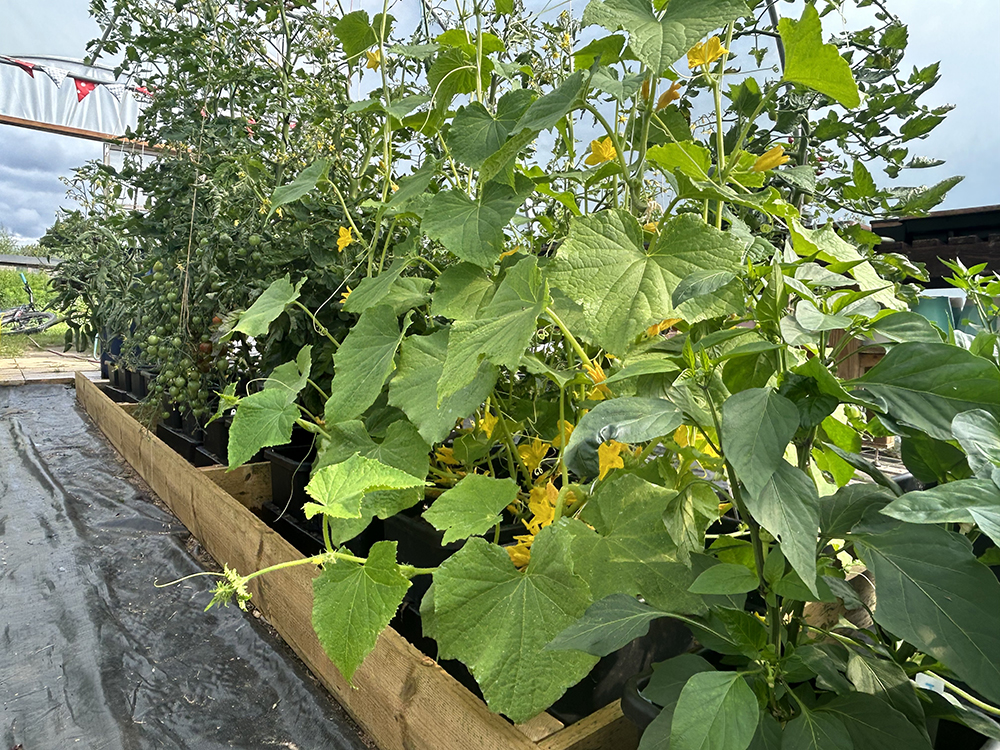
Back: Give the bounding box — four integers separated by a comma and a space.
643, 221, 659, 233
527, 481, 559, 531
752, 145, 790, 173
551, 419, 574, 448
507, 535, 534, 568
434, 446, 460, 466
337, 226, 353, 251
365, 49, 381, 70
687, 36, 728, 69
479, 409, 498, 439
597, 440, 627, 481
518, 437, 551, 474
646, 317, 682, 337
584, 362, 613, 399
585, 137, 616, 166
340, 285, 353, 304
656, 81, 682, 110
499, 248, 519, 260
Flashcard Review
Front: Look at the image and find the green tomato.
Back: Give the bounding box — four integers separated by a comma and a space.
153, 260, 164, 272
248, 234, 262, 246
166, 291, 178, 302
172, 337, 183, 348
156, 325, 167, 336
169, 386, 180, 398
146, 335, 160, 346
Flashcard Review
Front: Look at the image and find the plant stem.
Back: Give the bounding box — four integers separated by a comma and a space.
545, 306, 593, 369
930, 674, 1000, 717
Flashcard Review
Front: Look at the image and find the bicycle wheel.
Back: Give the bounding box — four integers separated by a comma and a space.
1, 311, 58, 335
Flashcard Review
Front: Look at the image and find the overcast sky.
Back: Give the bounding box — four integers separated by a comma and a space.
1, 0, 997, 244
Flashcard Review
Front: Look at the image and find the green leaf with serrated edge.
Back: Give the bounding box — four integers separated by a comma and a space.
688, 563, 759, 595
788, 220, 901, 311
207, 382, 238, 426
227, 388, 299, 469
668, 671, 759, 750
446, 102, 510, 169
423, 474, 518, 544
388, 330, 497, 445
953, 409, 1000, 479
565, 397, 683, 479
779, 4, 860, 108
881, 479, 1000, 547
721, 388, 798, 497
603, 359, 681, 385
334, 10, 375, 61
438, 256, 549, 401
312, 540, 410, 682
426, 526, 598, 723
377, 277, 431, 316
230, 275, 304, 339
647, 142, 713, 181
422, 181, 530, 267
853, 343, 1000, 441
386, 158, 438, 213
547, 594, 668, 657
782, 707, 852, 750
748, 461, 821, 596
430, 263, 495, 321
568, 474, 705, 614
819, 484, 893, 539
868, 311, 944, 344
323, 306, 411, 424
263, 344, 312, 404
268, 159, 329, 218
846, 652, 926, 735
343, 259, 408, 314
850, 520, 1000, 705
582, 0, 748, 75
550, 211, 744, 356
818, 694, 932, 750
573, 34, 626, 69
637, 654, 716, 750
303, 453, 423, 520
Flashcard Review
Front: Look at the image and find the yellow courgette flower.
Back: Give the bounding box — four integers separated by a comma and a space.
507, 535, 534, 568
340, 285, 353, 304
478, 409, 498, 439
585, 137, 616, 166
656, 81, 682, 110
752, 145, 790, 172
434, 446, 460, 466
365, 49, 381, 70
643, 221, 659, 233
584, 362, 613, 399
337, 226, 353, 251
647, 317, 682, 337
687, 36, 728, 69
551, 419, 574, 448
518, 437, 551, 474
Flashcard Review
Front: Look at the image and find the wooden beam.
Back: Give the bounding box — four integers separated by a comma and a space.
538, 702, 639, 750
198, 463, 271, 511
75, 373, 539, 750
0, 113, 120, 143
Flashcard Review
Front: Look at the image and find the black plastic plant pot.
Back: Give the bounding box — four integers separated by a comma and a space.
203, 416, 231, 464
182, 410, 205, 441
98, 383, 138, 404
155, 424, 201, 463
123, 368, 135, 394
161, 402, 183, 429
620, 671, 658, 733
260, 501, 384, 558
192, 446, 220, 467
265, 444, 315, 513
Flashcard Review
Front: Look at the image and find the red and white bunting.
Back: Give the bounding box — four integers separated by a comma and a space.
1, 55, 36, 77
73, 77, 97, 101
38, 64, 69, 88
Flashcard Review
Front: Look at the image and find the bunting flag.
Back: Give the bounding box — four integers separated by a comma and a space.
103, 82, 126, 101
38, 64, 68, 88
133, 85, 153, 100
73, 77, 97, 102
1, 56, 35, 77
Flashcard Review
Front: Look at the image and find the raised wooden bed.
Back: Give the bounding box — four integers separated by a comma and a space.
75, 373, 640, 750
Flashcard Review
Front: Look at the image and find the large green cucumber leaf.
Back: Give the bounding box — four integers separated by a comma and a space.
342, 258, 408, 314
268, 158, 330, 218
569, 474, 705, 614
426, 526, 598, 723
881, 478, 1000, 547
550, 211, 745, 356
721, 387, 799, 497
422, 180, 530, 267
851, 520, 1000, 704
853, 342, 1000, 441
422, 474, 519, 544
388, 330, 497, 444
445, 102, 511, 169
668, 671, 759, 750
564, 396, 683, 479
779, 5, 860, 108
744, 461, 821, 597
312, 540, 410, 682
429, 263, 495, 321
582, 0, 748, 75
229, 274, 304, 339
324, 306, 411, 424
818, 694, 932, 750
439, 256, 549, 401
263, 344, 312, 404
303, 453, 424, 519
227, 388, 299, 469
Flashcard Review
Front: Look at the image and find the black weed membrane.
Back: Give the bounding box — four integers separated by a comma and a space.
0, 384, 367, 750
